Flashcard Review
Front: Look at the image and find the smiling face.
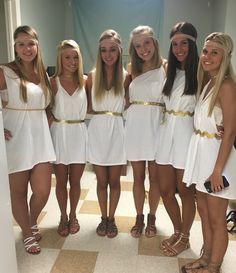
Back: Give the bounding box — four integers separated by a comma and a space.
171, 37, 189, 68
14, 32, 38, 63
201, 41, 223, 76
61, 47, 79, 74
100, 38, 120, 67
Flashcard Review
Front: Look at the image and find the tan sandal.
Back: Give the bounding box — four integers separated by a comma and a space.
162, 233, 190, 257
96, 217, 107, 236
160, 230, 181, 250
69, 218, 80, 234
31, 224, 42, 241
57, 218, 69, 237
181, 246, 211, 272
145, 214, 157, 238
182, 262, 221, 273
130, 214, 145, 238
107, 218, 118, 238
23, 236, 41, 255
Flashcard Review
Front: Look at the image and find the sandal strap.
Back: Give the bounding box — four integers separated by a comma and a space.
23, 236, 40, 251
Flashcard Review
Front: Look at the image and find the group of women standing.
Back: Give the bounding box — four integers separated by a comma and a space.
0, 21, 236, 273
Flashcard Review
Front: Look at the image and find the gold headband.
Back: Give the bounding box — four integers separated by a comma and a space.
170, 33, 196, 42
204, 40, 225, 51
132, 33, 156, 44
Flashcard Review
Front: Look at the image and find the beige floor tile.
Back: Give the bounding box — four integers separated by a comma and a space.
39, 227, 66, 249
138, 235, 164, 256
79, 200, 100, 214
51, 249, 98, 273
120, 181, 133, 191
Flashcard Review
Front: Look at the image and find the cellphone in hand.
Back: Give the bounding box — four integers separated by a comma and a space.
204, 176, 230, 193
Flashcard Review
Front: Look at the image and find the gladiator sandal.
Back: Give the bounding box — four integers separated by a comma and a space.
160, 230, 181, 250
130, 214, 145, 238
181, 246, 211, 273
162, 233, 190, 257
96, 217, 108, 237
145, 214, 157, 238
107, 218, 118, 238
207, 262, 222, 273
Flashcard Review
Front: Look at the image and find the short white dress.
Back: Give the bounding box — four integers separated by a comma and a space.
125, 67, 166, 161
183, 82, 236, 199
87, 72, 126, 166
1, 65, 56, 174
50, 77, 87, 164
156, 70, 196, 169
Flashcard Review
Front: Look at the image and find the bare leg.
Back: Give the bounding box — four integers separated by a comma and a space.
148, 160, 160, 215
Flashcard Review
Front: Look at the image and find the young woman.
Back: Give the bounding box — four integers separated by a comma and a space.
155, 22, 198, 256
86, 29, 129, 238
0, 25, 55, 254
182, 32, 236, 273
125, 25, 166, 238
49, 40, 87, 237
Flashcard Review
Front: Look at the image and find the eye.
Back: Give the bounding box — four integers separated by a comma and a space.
202, 48, 208, 55
110, 48, 117, 52
100, 48, 107, 53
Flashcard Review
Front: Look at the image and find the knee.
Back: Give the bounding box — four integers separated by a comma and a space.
109, 180, 120, 190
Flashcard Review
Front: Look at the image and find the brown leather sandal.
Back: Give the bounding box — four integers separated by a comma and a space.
69, 218, 80, 234
130, 214, 145, 238
107, 218, 118, 238
57, 218, 69, 237
160, 230, 181, 250
96, 217, 107, 237
145, 214, 157, 238
181, 246, 211, 273
162, 233, 190, 257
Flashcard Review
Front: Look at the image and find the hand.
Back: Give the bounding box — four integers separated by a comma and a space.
207, 173, 224, 193
4, 128, 12, 140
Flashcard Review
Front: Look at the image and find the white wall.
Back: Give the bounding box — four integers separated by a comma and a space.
0, 0, 8, 63
20, 0, 66, 67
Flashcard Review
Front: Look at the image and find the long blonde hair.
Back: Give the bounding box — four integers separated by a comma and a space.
94, 29, 124, 101
129, 25, 163, 78
197, 32, 236, 115
54, 39, 84, 89
13, 25, 52, 104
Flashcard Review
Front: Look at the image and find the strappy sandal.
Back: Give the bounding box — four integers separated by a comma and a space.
181, 246, 211, 273
162, 233, 190, 257
23, 236, 41, 255
183, 262, 221, 273
130, 214, 145, 238
96, 217, 107, 237
160, 230, 181, 250
107, 218, 118, 238
31, 224, 42, 241
57, 218, 69, 237
145, 214, 157, 238
69, 218, 80, 234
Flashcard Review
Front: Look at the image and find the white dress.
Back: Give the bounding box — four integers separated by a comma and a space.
50, 77, 87, 164
125, 67, 165, 161
1, 65, 55, 174
183, 82, 236, 199
156, 70, 196, 168
87, 72, 126, 165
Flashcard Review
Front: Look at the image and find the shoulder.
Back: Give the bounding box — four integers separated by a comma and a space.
83, 74, 88, 81
219, 78, 236, 98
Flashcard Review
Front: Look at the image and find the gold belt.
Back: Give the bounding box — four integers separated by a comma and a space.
4, 107, 45, 111
53, 116, 85, 124
131, 101, 164, 107
194, 128, 220, 139
165, 109, 194, 117
94, 111, 122, 117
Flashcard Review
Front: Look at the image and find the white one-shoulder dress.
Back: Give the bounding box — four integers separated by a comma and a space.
1, 65, 55, 174
183, 82, 236, 199
50, 77, 87, 164
125, 68, 165, 161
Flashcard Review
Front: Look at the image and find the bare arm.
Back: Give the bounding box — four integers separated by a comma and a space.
124, 72, 132, 110
85, 72, 94, 114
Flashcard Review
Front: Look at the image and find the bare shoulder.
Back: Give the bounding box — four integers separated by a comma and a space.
220, 78, 236, 98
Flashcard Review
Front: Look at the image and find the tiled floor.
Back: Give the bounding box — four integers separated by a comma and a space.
14, 165, 236, 273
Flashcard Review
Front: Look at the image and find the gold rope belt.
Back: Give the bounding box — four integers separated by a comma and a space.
165, 109, 194, 117
94, 111, 122, 117
4, 107, 45, 111
131, 101, 165, 107
194, 128, 220, 139
53, 116, 85, 124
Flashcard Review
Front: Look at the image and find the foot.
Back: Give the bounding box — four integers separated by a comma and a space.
69, 218, 80, 234
145, 214, 157, 238
96, 217, 107, 237
23, 236, 41, 255
130, 214, 145, 238
162, 233, 190, 257
57, 218, 69, 237
31, 224, 42, 241
107, 218, 118, 238
160, 231, 180, 250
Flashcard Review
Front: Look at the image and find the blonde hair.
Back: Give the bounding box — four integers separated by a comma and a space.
54, 39, 84, 89
94, 29, 124, 101
129, 25, 163, 78
197, 32, 236, 115
13, 25, 52, 104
